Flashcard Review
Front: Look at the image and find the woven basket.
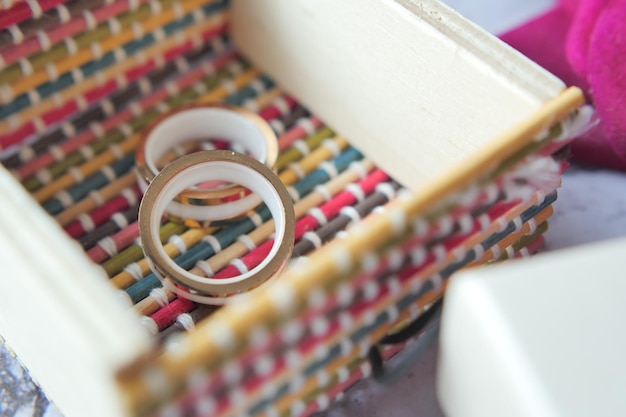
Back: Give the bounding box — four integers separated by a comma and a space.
0, 1, 588, 417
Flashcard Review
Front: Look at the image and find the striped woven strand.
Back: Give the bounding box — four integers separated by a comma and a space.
53, 76, 285, 241
54, 88, 295, 253
0, 0, 69, 30
0, 0, 227, 104
25, 63, 257, 198
0, 26, 230, 149
0, 0, 155, 68
1, 0, 210, 83
0, 10, 228, 131
5, 38, 233, 176
0, 0, 106, 48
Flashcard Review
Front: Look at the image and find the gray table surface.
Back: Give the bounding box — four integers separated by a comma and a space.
4, 1, 626, 416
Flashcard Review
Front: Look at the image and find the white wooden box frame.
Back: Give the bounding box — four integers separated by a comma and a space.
0, 1, 582, 417
439, 236, 626, 417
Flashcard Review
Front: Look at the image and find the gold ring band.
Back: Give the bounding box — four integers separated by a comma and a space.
138, 150, 295, 304
135, 103, 278, 221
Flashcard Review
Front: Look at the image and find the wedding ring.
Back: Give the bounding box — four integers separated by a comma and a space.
135, 103, 278, 221
138, 150, 295, 304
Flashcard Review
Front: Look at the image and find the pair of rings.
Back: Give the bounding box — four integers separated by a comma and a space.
136, 104, 295, 305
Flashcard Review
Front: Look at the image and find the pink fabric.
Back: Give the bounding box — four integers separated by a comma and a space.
500, 0, 626, 171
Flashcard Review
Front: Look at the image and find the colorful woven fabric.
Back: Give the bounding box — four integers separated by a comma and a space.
0, 0, 104, 48
1, 0, 192, 82
21, 55, 243, 195
0, 0, 226, 105
2, 31, 230, 172
0, 0, 153, 67
0, 18, 227, 131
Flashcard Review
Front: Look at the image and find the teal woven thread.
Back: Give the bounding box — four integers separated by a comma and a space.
42, 154, 135, 214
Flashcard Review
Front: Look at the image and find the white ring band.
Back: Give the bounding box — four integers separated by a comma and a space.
139, 150, 295, 304
136, 104, 278, 221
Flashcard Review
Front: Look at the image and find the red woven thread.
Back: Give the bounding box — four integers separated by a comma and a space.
87, 221, 140, 263
150, 297, 195, 330
148, 240, 274, 332
258, 96, 297, 120
216, 239, 274, 279
277, 116, 322, 151
295, 169, 388, 239
1, 65, 150, 147
64, 186, 140, 238
525, 235, 545, 253
0, 0, 67, 30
